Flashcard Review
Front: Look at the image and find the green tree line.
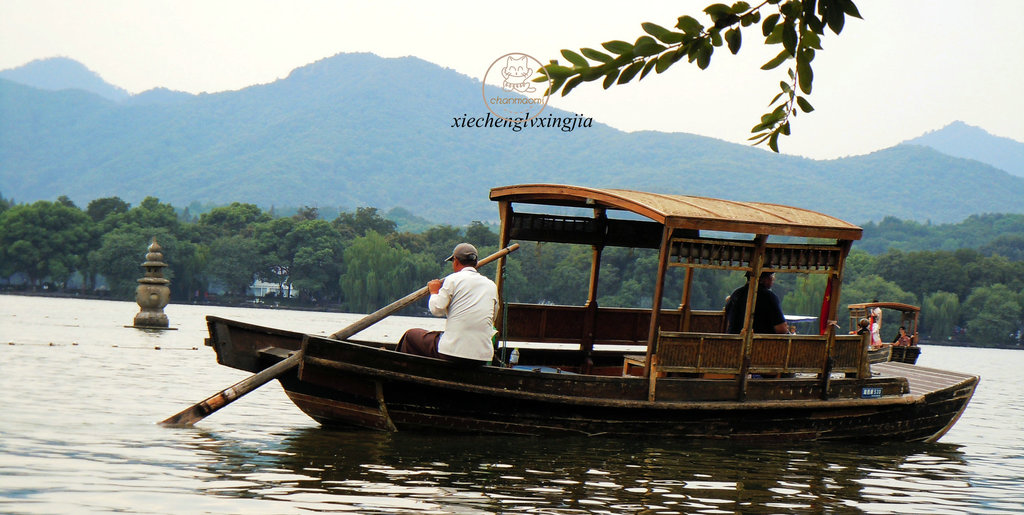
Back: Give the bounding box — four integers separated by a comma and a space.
1, 194, 1021, 346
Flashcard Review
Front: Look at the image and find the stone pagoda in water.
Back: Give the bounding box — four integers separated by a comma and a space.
132, 237, 172, 329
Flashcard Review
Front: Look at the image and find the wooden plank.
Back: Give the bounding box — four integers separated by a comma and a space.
872, 362, 979, 396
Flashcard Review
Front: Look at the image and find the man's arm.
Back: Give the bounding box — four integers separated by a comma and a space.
428, 278, 449, 317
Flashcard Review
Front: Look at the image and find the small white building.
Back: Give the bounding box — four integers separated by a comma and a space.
248, 280, 297, 298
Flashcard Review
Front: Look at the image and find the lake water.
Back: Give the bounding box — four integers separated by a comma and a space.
1, 294, 1022, 514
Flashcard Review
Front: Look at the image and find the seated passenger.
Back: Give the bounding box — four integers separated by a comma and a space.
724, 271, 789, 334
892, 325, 912, 346
854, 317, 870, 335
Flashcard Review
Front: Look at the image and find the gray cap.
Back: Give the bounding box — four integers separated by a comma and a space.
445, 243, 478, 262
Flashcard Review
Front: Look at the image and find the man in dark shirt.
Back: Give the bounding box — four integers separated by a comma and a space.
725, 271, 789, 334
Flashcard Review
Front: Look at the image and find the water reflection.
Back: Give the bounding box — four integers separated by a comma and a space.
184, 427, 974, 514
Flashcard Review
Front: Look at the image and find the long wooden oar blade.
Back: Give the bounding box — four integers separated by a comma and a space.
159, 243, 519, 427
159, 352, 301, 426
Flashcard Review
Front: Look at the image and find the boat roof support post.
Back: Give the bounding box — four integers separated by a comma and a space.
643, 225, 673, 378
585, 208, 607, 308
580, 209, 606, 369
494, 201, 513, 319
823, 239, 864, 376
680, 267, 694, 331
738, 234, 768, 401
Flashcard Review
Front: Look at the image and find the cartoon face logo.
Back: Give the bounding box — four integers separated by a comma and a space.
483, 52, 550, 123
501, 55, 536, 94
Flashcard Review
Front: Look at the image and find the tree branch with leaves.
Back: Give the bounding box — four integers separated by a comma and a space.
537, 0, 861, 152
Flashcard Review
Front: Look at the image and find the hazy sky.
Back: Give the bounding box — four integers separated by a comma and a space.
2, 0, 1022, 159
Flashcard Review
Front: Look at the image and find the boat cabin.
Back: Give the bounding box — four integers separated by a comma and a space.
490, 184, 867, 399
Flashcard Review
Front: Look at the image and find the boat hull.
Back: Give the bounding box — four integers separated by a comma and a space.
206, 316, 977, 442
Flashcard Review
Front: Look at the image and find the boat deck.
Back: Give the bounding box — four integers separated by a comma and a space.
872, 362, 979, 395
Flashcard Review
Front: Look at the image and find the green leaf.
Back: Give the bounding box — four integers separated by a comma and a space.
732, 1, 751, 12
762, 14, 779, 37
710, 29, 723, 47
761, 49, 791, 70
823, 1, 846, 34
581, 47, 613, 63
634, 35, 657, 47
642, 22, 669, 37
796, 52, 813, 94
801, 29, 822, 50
634, 37, 667, 57
796, 96, 814, 113
725, 28, 742, 54
839, 0, 862, 19
642, 22, 669, 41
686, 40, 702, 62
642, 23, 686, 44
602, 40, 635, 55
640, 58, 658, 79
581, 68, 604, 82
768, 131, 780, 152
618, 60, 645, 84
704, 3, 731, 18
560, 49, 588, 68
782, 21, 798, 54
803, 12, 824, 35
748, 131, 771, 143
562, 75, 584, 96
603, 70, 620, 89
696, 43, 713, 69
547, 76, 566, 94
540, 64, 574, 79
655, 51, 675, 73
676, 15, 704, 35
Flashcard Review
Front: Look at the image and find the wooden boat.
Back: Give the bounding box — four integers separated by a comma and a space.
205, 184, 977, 442
867, 344, 893, 364
849, 302, 923, 364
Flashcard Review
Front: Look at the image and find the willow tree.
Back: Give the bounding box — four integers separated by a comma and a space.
922, 291, 960, 340
339, 231, 437, 314
538, 0, 861, 152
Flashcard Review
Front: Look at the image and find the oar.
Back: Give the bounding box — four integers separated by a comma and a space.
159, 243, 519, 427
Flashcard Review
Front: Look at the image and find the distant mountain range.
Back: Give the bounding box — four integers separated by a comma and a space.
2, 54, 1023, 225
902, 121, 1024, 178
0, 57, 131, 103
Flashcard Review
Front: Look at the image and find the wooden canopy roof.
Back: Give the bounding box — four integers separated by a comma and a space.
490, 184, 862, 240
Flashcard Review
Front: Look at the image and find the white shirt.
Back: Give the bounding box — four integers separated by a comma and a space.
429, 267, 498, 361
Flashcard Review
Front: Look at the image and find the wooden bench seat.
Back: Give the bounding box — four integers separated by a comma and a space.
646, 330, 867, 400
